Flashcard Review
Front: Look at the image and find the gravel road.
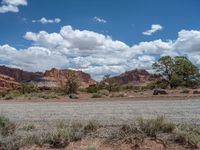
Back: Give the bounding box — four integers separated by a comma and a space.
1, 99, 200, 125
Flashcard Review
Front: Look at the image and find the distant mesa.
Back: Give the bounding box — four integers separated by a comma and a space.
0, 65, 42, 82
112, 69, 160, 85
0, 66, 96, 90
31, 68, 97, 89
0, 66, 160, 90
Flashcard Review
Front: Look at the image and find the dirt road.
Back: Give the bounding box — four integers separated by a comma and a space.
0, 99, 200, 124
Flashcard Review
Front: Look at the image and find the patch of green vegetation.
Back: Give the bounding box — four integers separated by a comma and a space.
37, 92, 59, 99
87, 145, 97, 150
137, 116, 175, 137
91, 93, 102, 98
22, 123, 35, 131
86, 86, 98, 93
0, 115, 16, 136
174, 124, 200, 148
110, 92, 125, 97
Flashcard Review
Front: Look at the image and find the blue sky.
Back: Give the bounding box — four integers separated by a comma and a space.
0, 0, 200, 80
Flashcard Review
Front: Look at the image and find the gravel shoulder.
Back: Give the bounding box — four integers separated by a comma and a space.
1, 99, 200, 125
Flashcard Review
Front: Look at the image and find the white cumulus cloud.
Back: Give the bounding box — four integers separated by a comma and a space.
1, 25, 200, 80
143, 24, 163, 36
0, 0, 27, 13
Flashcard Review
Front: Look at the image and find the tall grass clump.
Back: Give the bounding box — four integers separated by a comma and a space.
0, 115, 16, 136
137, 116, 176, 137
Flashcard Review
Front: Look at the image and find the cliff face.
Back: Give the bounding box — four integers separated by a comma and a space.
113, 69, 156, 85
32, 68, 96, 88
0, 66, 43, 82
0, 74, 20, 90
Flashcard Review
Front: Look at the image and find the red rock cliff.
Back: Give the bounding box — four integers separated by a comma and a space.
0, 66, 43, 82
112, 69, 156, 85
37, 68, 96, 88
0, 74, 20, 90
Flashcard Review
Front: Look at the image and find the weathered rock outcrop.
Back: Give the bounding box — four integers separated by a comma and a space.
0, 74, 20, 90
112, 69, 159, 85
31, 68, 96, 88
0, 66, 43, 82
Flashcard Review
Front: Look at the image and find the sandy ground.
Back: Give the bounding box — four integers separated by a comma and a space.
1, 98, 200, 125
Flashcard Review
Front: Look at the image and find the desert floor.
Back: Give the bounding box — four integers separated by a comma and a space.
1, 99, 200, 125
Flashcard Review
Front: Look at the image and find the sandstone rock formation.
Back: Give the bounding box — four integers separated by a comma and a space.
31, 68, 96, 88
112, 69, 159, 85
0, 74, 20, 90
0, 66, 43, 82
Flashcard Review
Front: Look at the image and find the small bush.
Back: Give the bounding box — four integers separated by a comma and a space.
180, 89, 190, 94
19, 83, 38, 94
84, 120, 98, 134
175, 129, 200, 148
0, 91, 7, 98
91, 93, 102, 98
137, 116, 175, 137
37, 93, 58, 99
23, 124, 35, 131
87, 145, 97, 150
98, 89, 109, 96
4, 95, 14, 100
110, 92, 125, 97
174, 124, 200, 148
86, 86, 98, 93
0, 134, 22, 150
0, 115, 16, 136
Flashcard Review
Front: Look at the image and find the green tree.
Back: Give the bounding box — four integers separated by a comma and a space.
98, 74, 119, 92
174, 56, 198, 81
153, 56, 199, 88
152, 56, 174, 88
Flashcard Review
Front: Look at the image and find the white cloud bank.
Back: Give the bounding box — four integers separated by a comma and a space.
0, 0, 27, 13
143, 24, 163, 36
32, 17, 61, 24
93, 16, 107, 23
0, 25, 200, 80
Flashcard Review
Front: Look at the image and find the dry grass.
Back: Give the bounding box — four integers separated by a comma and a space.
0, 116, 200, 149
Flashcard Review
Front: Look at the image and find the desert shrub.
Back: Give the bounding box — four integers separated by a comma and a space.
121, 84, 141, 91
175, 125, 200, 148
0, 134, 22, 150
37, 93, 58, 99
87, 145, 97, 150
143, 82, 156, 90
0, 91, 7, 98
180, 89, 190, 94
91, 93, 102, 98
137, 116, 175, 137
46, 127, 70, 148
4, 95, 14, 100
183, 80, 199, 88
83, 120, 98, 134
86, 86, 98, 93
156, 80, 169, 89
23, 123, 35, 131
98, 75, 120, 92
98, 89, 109, 96
110, 92, 125, 97
19, 83, 38, 94
0, 115, 16, 136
